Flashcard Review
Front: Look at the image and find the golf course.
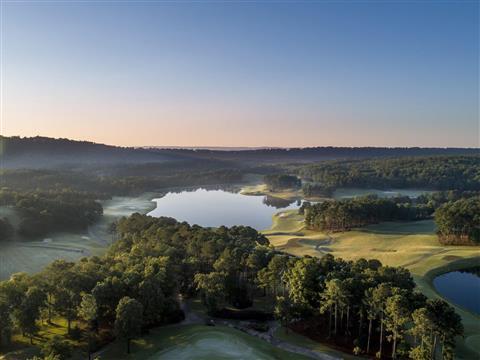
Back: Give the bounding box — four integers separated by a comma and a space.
263, 208, 480, 359
0, 183, 478, 360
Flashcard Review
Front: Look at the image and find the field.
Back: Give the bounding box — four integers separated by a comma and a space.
263, 210, 480, 359
99, 324, 311, 360
0, 194, 156, 280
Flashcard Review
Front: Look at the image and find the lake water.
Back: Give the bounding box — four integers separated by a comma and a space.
333, 188, 432, 199
148, 189, 300, 230
433, 268, 480, 315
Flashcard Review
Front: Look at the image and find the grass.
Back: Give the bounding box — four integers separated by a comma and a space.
100, 324, 311, 360
274, 327, 357, 360
1, 318, 89, 360
263, 209, 480, 360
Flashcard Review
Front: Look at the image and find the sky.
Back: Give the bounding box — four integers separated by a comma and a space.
2, 0, 479, 147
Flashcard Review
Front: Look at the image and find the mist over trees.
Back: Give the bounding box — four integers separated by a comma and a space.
299, 156, 480, 191
0, 190, 103, 238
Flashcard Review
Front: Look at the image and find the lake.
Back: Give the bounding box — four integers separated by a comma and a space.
148, 189, 300, 230
433, 268, 480, 315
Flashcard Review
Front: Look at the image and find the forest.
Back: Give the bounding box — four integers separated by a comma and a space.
263, 174, 301, 191
0, 190, 103, 238
0, 215, 463, 359
434, 197, 480, 245
300, 193, 480, 246
298, 156, 480, 191
0, 168, 246, 196
301, 196, 433, 232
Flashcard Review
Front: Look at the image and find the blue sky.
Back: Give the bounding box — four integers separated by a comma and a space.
3, 0, 479, 147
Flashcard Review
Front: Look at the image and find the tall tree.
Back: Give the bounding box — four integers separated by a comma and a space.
15, 286, 46, 344
427, 299, 464, 360
372, 283, 392, 358
384, 293, 410, 359
0, 299, 12, 347
114, 297, 144, 354
194, 272, 225, 315
78, 294, 98, 360
320, 279, 348, 336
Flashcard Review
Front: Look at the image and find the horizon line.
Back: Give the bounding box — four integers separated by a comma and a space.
3, 134, 480, 151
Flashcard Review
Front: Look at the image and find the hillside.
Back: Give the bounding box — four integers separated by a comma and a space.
1, 136, 478, 169
0, 136, 184, 168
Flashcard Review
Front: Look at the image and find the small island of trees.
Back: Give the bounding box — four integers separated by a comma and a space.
264, 174, 301, 191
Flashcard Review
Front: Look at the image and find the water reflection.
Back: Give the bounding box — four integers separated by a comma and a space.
262, 196, 296, 209
148, 188, 300, 230
433, 267, 480, 315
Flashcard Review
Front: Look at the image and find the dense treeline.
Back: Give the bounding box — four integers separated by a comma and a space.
0, 190, 103, 238
435, 197, 480, 245
0, 215, 463, 359
0, 168, 245, 196
264, 174, 301, 191
271, 256, 463, 359
302, 183, 333, 198
299, 156, 480, 191
300, 192, 480, 245
416, 190, 480, 209
301, 196, 433, 232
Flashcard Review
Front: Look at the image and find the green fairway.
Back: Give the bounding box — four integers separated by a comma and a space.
263, 210, 480, 359
100, 324, 311, 360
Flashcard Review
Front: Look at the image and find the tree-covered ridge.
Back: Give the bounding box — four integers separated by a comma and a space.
299, 156, 480, 191
0, 168, 245, 196
3, 136, 478, 169
301, 196, 433, 232
0, 189, 103, 238
435, 197, 480, 245
0, 215, 464, 359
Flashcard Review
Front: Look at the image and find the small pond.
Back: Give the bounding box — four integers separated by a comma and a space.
148, 189, 300, 230
433, 267, 480, 315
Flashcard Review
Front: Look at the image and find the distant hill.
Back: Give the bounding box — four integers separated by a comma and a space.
1, 136, 478, 169
0, 136, 184, 168
150, 146, 479, 163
